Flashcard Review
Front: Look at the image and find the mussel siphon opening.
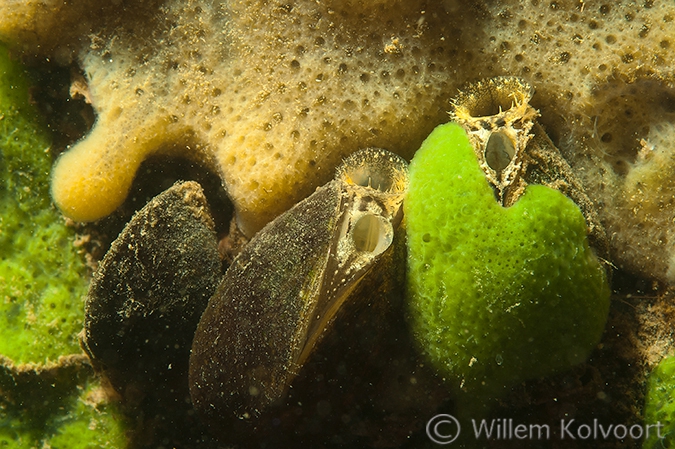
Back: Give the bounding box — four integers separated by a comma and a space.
346, 166, 392, 191
352, 214, 383, 253
485, 131, 516, 173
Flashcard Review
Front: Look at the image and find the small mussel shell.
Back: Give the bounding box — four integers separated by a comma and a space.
81, 181, 222, 433
450, 76, 609, 261
450, 76, 539, 202
188, 148, 408, 437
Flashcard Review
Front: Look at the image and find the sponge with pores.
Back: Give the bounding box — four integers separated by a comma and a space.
405, 123, 610, 413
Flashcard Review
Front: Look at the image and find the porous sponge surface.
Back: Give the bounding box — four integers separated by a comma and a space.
0, 43, 89, 364
405, 123, 610, 406
3, 0, 675, 278
26, 0, 675, 277
48, 0, 457, 235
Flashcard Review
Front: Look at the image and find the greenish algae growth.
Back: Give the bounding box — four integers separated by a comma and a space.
643, 356, 675, 449
0, 376, 128, 449
47, 381, 127, 449
405, 122, 610, 414
0, 42, 88, 364
0, 42, 128, 448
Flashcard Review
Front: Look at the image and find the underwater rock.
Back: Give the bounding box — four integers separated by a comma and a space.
82, 181, 221, 442
405, 122, 610, 415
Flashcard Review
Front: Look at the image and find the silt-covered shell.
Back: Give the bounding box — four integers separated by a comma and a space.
188, 148, 408, 431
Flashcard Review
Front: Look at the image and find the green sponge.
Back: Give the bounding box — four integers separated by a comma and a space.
643, 356, 675, 449
405, 122, 610, 412
0, 42, 89, 364
0, 373, 128, 449
0, 41, 128, 448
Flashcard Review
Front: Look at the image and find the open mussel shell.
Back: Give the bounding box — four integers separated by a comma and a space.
189, 148, 435, 443
450, 76, 609, 262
